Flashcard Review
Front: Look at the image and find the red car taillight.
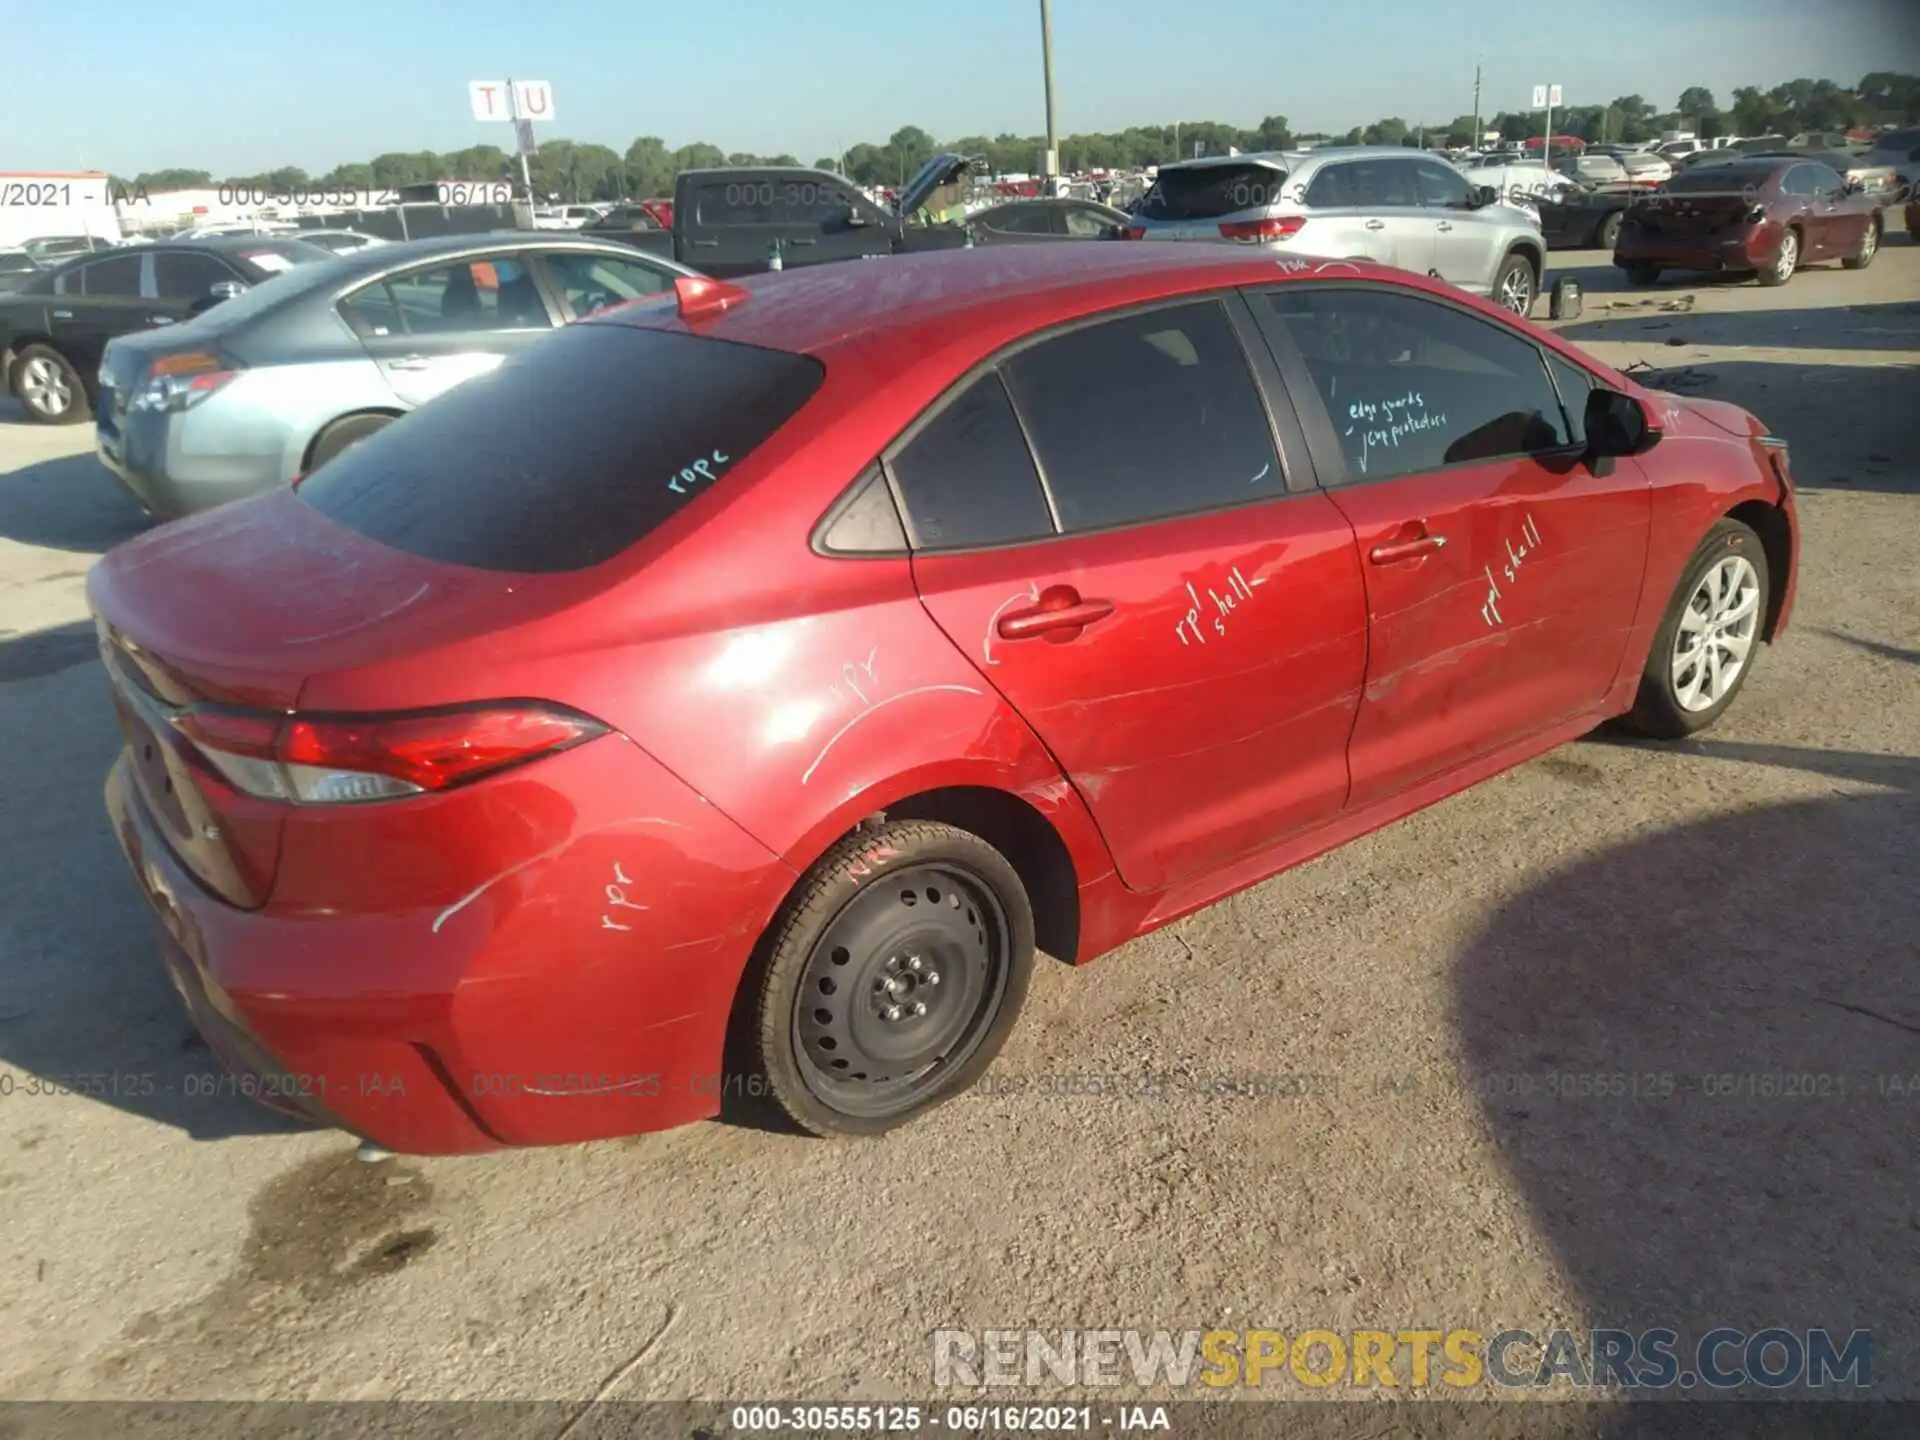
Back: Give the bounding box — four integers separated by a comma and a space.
127, 351, 242, 414
169, 702, 607, 804
1746, 205, 1767, 224
1218, 216, 1307, 243
1120, 225, 1146, 240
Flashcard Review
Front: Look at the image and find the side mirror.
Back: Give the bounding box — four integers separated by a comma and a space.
1585, 387, 1660, 462
1472, 184, 1498, 208
1844, 178, 1864, 194
209, 279, 248, 301
839, 209, 871, 229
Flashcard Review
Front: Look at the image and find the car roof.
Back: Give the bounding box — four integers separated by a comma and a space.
262, 230, 686, 281
602, 240, 1400, 359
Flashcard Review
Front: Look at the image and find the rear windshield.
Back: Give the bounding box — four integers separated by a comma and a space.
1664, 165, 1776, 193
298, 324, 826, 572
1140, 162, 1290, 221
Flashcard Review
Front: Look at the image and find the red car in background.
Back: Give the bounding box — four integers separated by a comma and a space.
89, 243, 1799, 1155
1614, 154, 1883, 286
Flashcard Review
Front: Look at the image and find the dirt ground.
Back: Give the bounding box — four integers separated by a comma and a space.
0, 240, 1915, 1426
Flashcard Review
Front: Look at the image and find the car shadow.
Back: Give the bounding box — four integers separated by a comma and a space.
0, 622, 306, 1141
1819, 630, 1920, 666
1555, 298, 1920, 353
0, 449, 149, 553
1452, 740, 1918, 1412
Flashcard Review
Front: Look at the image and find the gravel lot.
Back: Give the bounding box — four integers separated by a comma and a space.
1, 243, 1916, 1426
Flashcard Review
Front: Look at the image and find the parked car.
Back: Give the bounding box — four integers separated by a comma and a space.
294, 229, 390, 255
1, 236, 337, 424
533, 204, 610, 231
1615, 152, 1674, 184
87, 242, 1800, 1154
1858, 125, 1920, 178
966, 198, 1130, 243
20, 234, 118, 263
1130, 148, 1547, 315
1534, 183, 1640, 250
95, 234, 701, 517
1457, 159, 1579, 208
1556, 152, 1630, 186
588, 157, 980, 276
1616, 156, 1882, 287
0, 248, 41, 294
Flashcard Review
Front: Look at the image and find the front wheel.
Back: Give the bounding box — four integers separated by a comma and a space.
748, 820, 1035, 1137
1756, 227, 1799, 286
1595, 211, 1624, 251
1841, 217, 1880, 270
1492, 253, 1536, 316
1620, 519, 1770, 738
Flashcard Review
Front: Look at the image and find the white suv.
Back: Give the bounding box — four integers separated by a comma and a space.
1127, 147, 1548, 315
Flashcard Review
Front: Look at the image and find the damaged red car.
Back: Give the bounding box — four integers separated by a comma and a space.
1614, 155, 1883, 286
91, 242, 1799, 1154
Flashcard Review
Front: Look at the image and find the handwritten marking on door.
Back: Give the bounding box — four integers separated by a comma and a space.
667, 448, 731, 495
829, 649, 879, 706
1175, 565, 1266, 647
1481, 513, 1542, 628
1345, 392, 1447, 475
601, 861, 648, 931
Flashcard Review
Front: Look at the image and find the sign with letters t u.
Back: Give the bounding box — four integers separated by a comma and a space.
469, 80, 555, 123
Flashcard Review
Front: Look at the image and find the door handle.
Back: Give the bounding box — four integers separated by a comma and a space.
147, 315, 175, 325
788, 237, 818, 245
1365, 219, 1387, 231
1436, 221, 1454, 232
385, 356, 432, 372
997, 587, 1115, 640
1369, 533, 1447, 564
689, 239, 720, 248
53, 309, 72, 319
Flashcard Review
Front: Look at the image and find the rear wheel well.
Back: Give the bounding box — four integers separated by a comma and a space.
302, 408, 402, 470
869, 787, 1081, 966
1728, 499, 1791, 641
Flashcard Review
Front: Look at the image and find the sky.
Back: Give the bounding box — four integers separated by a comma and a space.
11, 0, 1920, 176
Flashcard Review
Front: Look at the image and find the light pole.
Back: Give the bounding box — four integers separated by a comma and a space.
1039, 0, 1059, 193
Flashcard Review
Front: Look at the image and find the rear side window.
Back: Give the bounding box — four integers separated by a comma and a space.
81, 254, 145, 297
1665, 165, 1774, 193
1141, 164, 1290, 221
1002, 300, 1283, 532
889, 373, 1055, 549
298, 326, 825, 572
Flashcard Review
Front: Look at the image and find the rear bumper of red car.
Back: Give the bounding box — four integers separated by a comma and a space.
1615, 220, 1778, 272
104, 734, 795, 1155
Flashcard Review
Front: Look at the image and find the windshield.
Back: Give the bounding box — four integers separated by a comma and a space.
1140, 162, 1290, 220
171, 247, 346, 327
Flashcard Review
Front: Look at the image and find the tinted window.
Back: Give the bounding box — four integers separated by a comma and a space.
1413, 161, 1473, 207
1141, 163, 1290, 220
1665, 165, 1776, 193
1261, 287, 1572, 482
81, 254, 144, 297
1002, 300, 1283, 532
983, 206, 1055, 235
1307, 158, 1419, 207
374, 257, 552, 334
543, 251, 673, 317
1779, 166, 1819, 197
1805, 164, 1846, 194
819, 466, 909, 554
694, 177, 859, 226
1545, 352, 1598, 447
299, 327, 825, 572
154, 251, 235, 299
230, 241, 334, 277
889, 373, 1055, 549
0, 253, 36, 276
1061, 205, 1114, 237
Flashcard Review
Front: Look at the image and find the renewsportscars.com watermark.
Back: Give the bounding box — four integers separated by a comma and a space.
932, 1327, 1873, 1391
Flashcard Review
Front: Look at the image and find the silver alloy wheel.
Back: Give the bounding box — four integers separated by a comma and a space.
1859, 223, 1878, 261
1671, 555, 1761, 712
19, 356, 72, 418
1498, 264, 1534, 315
1773, 230, 1798, 281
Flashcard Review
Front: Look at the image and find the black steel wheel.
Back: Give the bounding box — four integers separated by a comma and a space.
746, 820, 1035, 1137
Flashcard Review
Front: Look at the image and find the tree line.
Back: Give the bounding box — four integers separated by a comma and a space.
118, 72, 1918, 205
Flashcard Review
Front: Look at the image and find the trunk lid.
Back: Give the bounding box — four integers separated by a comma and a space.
1630, 192, 1755, 237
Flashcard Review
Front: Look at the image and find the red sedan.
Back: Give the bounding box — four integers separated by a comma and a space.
1614, 155, 1883, 286
89, 242, 1799, 1154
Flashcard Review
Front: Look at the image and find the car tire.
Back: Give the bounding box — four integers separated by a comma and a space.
1841, 216, 1880, 270
747, 819, 1035, 1138
1595, 211, 1624, 251
1620, 519, 1770, 739
1623, 261, 1661, 286
1493, 252, 1536, 316
10, 344, 89, 425
306, 412, 394, 472
1756, 227, 1799, 286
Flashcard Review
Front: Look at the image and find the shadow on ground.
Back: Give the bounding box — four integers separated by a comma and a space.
0, 450, 149, 553
1556, 297, 1920, 353
1453, 740, 1919, 1417
0, 621, 305, 1142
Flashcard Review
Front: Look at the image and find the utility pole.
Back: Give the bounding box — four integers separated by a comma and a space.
1039, 0, 1059, 194
1471, 59, 1482, 146
506, 77, 535, 203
